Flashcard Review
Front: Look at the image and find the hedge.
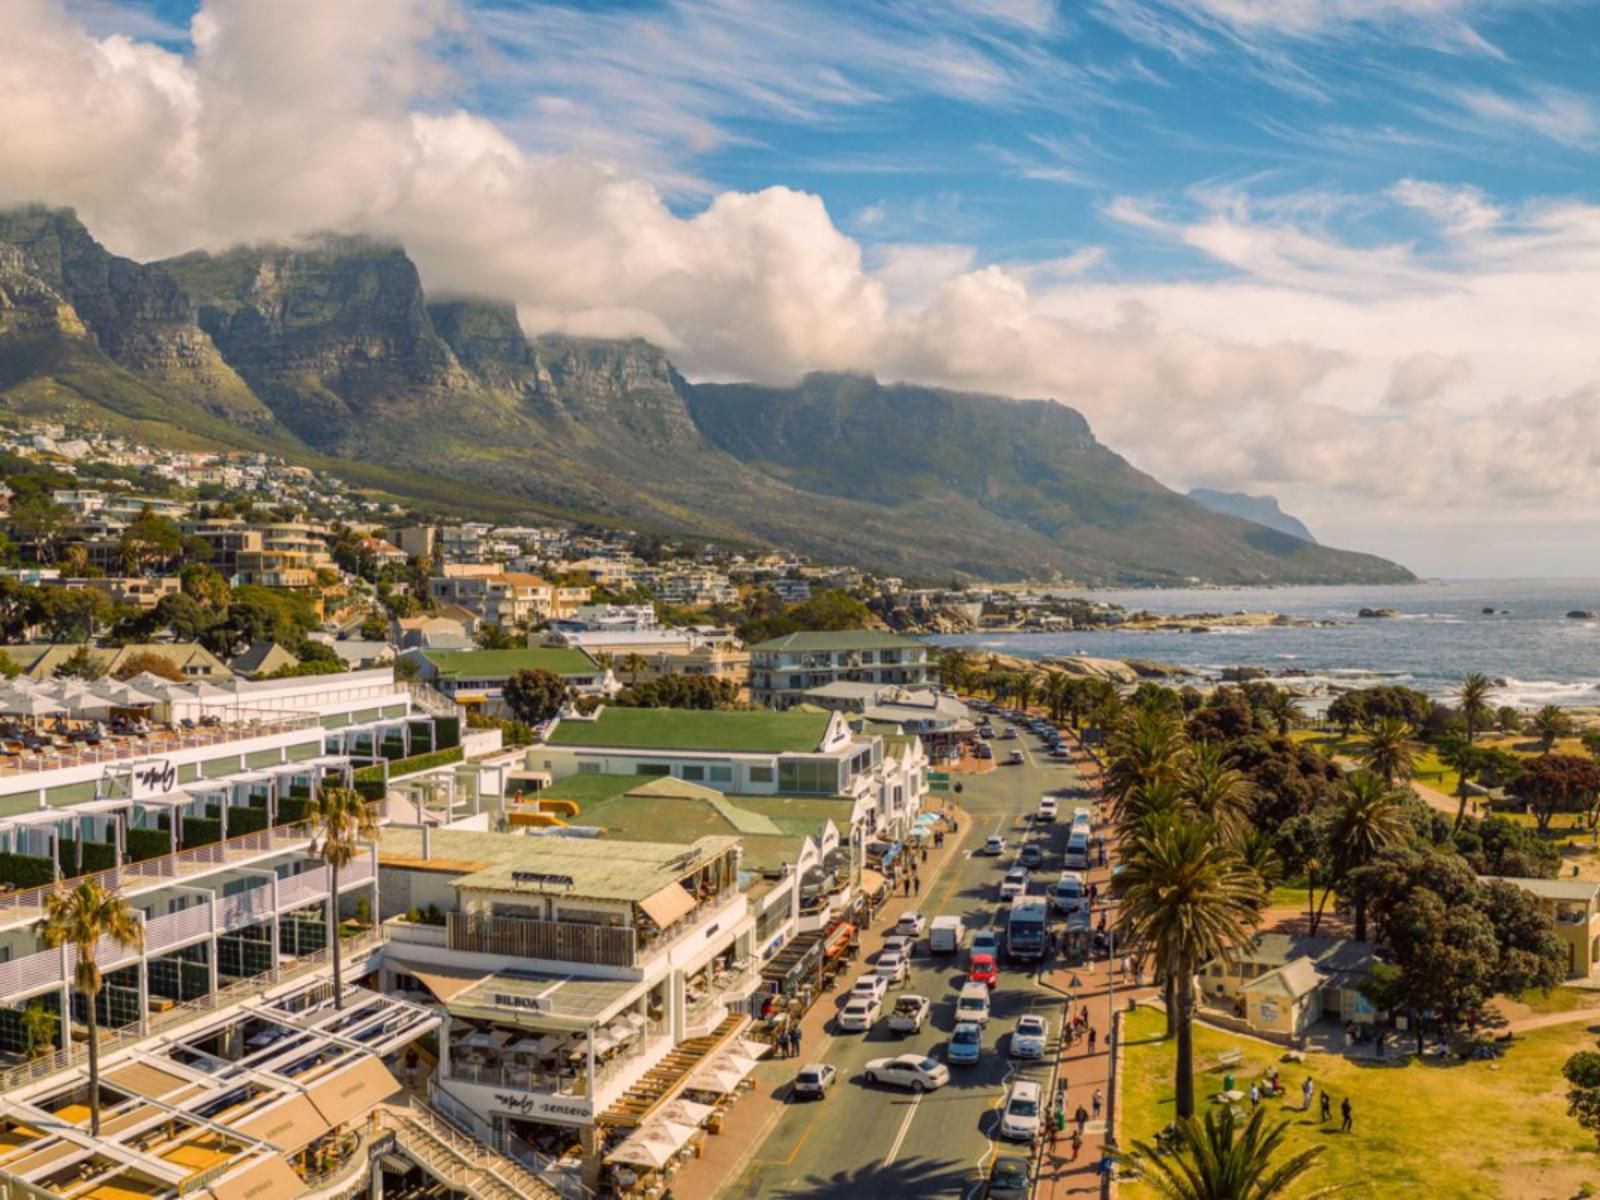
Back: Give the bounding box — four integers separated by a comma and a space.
435, 716, 461, 750
126, 828, 173, 862
276, 795, 310, 825
226, 806, 269, 836
0, 853, 55, 889
353, 745, 464, 787
57, 840, 116, 875
181, 817, 222, 848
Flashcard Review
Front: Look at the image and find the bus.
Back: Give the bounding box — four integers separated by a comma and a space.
1006, 896, 1050, 963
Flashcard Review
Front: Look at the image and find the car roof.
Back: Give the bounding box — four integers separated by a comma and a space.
1009, 1079, 1042, 1099
1018, 1014, 1046, 1027
960, 980, 991, 996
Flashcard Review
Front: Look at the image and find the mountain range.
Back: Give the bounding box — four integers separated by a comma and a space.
1187, 488, 1317, 544
0, 206, 1411, 586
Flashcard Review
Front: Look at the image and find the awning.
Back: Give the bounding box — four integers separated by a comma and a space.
306, 1056, 401, 1129
638, 883, 696, 928
389, 958, 489, 1004
859, 869, 887, 898
231, 1094, 331, 1153
105, 1061, 191, 1101
207, 1154, 307, 1200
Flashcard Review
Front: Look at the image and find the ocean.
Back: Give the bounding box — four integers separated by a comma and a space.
930, 579, 1600, 709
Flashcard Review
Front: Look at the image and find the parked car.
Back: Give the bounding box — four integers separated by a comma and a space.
838, 996, 882, 1032
888, 994, 932, 1036
791, 1062, 837, 1100
929, 915, 964, 954
1002, 726, 1018, 739
1052, 871, 1087, 915
969, 952, 999, 988
970, 929, 1001, 960
975, 742, 994, 760
999, 1080, 1043, 1141
947, 1021, 983, 1065
881, 934, 915, 959
983, 835, 1007, 856
850, 975, 889, 1004
1007, 749, 1025, 766
986, 1156, 1031, 1199
1010, 1014, 1049, 1059
864, 1054, 950, 1093
1037, 797, 1058, 822
1019, 843, 1043, 869
875, 948, 909, 984
1050, 745, 1071, 759
896, 911, 927, 937
999, 868, 1028, 900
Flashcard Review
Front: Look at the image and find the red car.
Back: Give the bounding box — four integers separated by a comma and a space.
969, 953, 998, 988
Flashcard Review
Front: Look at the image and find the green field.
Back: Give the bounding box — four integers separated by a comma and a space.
1118, 1005, 1600, 1198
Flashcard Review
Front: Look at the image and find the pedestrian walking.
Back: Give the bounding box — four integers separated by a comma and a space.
1249, 1083, 1260, 1108
1302, 1077, 1314, 1112
1065, 1024, 1075, 1049
793, 1026, 802, 1057
1087, 1026, 1097, 1054
1092, 1089, 1103, 1120
1341, 1097, 1353, 1133
1119, 954, 1129, 978
1320, 1091, 1331, 1122
1070, 1129, 1082, 1161
1050, 1117, 1061, 1156
1075, 1104, 1088, 1132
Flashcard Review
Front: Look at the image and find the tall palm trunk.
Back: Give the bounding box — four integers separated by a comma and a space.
329, 861, 343, 1010
1174, 952, 1196, 1119
1164, 973, 1177, 1037
85, 988, 101, 1136
1354, 897, 1368, 943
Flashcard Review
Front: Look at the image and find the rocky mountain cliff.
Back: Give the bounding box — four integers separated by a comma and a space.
1187, 488, 1317, 543
0, 207, 1413, 585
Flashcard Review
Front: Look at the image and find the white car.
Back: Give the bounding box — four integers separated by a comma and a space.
1010, 1014, 1049, 1059
791, 1062, 837, 1100
881, 933, 915, 959
850, 975, 889, 1004
1037, 797, 1058, 821
863, 1053, 950, 1093
838, 996, 882, 1032
895, 911, 927, 937
999, 868, 1028, 900
999, 1080, 1043, 1141
984, 835, 1007, 856
875, 948, 909, 984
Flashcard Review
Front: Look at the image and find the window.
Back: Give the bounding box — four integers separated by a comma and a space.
748, 766, 775, 784
681, 765, 706, 782
636, 763, 670, 777
577, 762, 601, 775
778, 759, 841, 794
709, 765, 733, 784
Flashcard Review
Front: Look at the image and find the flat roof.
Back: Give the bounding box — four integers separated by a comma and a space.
748, 630, 924, 652
420, 648, 600, 679
534, 773, 642, 807
450, 971, 642, 1028
380, 827, 739, 901
546, 707, 832, 753
569, 791, 812, 875
1483, 875, 1600, 901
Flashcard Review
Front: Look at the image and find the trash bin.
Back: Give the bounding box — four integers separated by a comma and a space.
1223, 1073, 1235, 1093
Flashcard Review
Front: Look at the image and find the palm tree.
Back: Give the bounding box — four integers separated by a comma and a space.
1533, 704, 1572, 752
1183, 743, 1253, 844
1437, 733, 1478, 832
621, 652, 649, 685
35, 880, 144, 1136
1324, 770, 1410, 941
936, 648, 975, 695
1259, 688, 1299, 737
1458, 672, 1494, 743
1359, 716, 1416, 784
1106, 706, 1191, 826
1115, 820, 1264, 1118
1041, 669, 1070, 725
1013, 670, 1038, 716
1133, 1106, 1328, 1200
306, 785, 379, 1010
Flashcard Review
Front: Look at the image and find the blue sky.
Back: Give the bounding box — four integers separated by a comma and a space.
20, 0, 1600, 575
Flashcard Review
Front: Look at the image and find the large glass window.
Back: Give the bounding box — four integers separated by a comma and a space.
681, 765, 706, 781
778, 758, 841, 794
636, 763, 671, 776
748, 766, 775, 784
709, 765, 733, 784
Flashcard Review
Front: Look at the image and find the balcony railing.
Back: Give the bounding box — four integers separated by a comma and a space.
448, 913, 636, 968
0, 712, 322, 777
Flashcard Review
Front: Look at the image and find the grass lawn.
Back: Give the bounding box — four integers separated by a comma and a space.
1118, 1005, 1600, 1199
1510, 986, 1599, 1017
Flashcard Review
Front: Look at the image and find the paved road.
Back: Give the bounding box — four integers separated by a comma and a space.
728, 721, 1093, 1199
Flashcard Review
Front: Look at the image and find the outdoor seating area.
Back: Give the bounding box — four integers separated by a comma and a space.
446, 1007, 659, 1095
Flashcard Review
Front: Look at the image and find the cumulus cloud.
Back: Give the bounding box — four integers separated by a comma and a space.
7, 0, 1600, 576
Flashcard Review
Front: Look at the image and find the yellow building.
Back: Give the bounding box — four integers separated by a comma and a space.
1200, 934, 1377, 1041
1486, 876, 1600, 979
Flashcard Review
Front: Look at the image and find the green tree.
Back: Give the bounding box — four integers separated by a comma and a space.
475, 623, 519, 650
1359, 716, 1416, 784
179, 563, 231, 612
1182, 742, 1253, 845
1040, 669, 1069, 724
39, 588, 114, 643
54, 645, 104, 681
1105, 705, 1191, 827
1563, 1043, 1600, 1147
1133, 1106, 1327, 1200
21, 1001, 57, 1061
1115, 820, 1263, 1118
1511, 754, 1600, 833
503, 668, 571, 725
112, 651, 184, 682
1259, 687, 1300, 737
117, 511, 183, 574
1436, 733, 1479, 832
0, 578, 44, 639
1532, 704, 1573, 752
621, 652, 650, 684
1458, 672, 1494, 743
305, 786, 378, 1011
1324, 771, 1410, 941
1496, 705, 1523, 734
35, 880, 144, 1135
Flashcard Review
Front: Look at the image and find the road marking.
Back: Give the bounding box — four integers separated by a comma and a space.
882, 1091, 924, 1165
778, 1117, 818, 1165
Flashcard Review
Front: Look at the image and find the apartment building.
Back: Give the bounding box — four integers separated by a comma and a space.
428, 573, 593, 628
41, 575, 182, 610
1487, 876, 1600, 979
547, 628, 750, 697
405, 648, 619, 716
377, 826, 759, 1187
747, 630, 931, 709
183, 519, 334, 589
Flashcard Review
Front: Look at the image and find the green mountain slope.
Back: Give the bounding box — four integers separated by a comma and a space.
0, 208, 1413, 585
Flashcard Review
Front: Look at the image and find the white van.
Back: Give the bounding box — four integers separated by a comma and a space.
1071, 807, 1093, 830
955, 981, 992, 1026
1052, 871, 1086, 914
1064, 829, 1090, 870
999, 1079, 1043, 1141
929, 915, 965, 955
1037, 796, 1058, 822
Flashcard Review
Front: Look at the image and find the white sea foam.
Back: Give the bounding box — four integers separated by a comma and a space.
1493, 677, 1600, 707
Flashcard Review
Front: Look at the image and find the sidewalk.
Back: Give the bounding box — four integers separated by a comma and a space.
670, 801, 976, 1200
1033, 737, 1150, 1200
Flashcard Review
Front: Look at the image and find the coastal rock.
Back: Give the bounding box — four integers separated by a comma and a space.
1482, 607, 1496, 614
1358, 607, 1399, 619
1568, 610, 1597, 620
1221, 666, 1271, 682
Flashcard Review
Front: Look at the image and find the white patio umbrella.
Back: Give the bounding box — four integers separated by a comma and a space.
0, 692, 67, 718
731, 1037, 772, 1061
655, 1098, 714, 1129
604, 1133, 674, 1169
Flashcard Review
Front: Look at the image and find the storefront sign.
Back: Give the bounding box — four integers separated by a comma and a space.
492, 1092, 593, 1123
132, 760, 177, 798
1258, 999, 1281, 1025
493, 992, 546, 1012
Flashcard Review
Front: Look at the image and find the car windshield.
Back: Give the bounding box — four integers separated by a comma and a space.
1009, 1099, 1039, 1118
917, 1058, 940, 1072
799, 1069, 821, 1082
954, 1027, 978, 1043
959, 997, 984, 1010
995, 1162, 1027, 1184
847, 1001, 868, 1012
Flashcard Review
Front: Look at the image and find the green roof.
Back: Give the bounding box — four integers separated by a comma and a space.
574, 791, 816, 875
420, 647, 600, 679
747, 629, 925, 652
547, 707, 833, 753
536, 773, 641, 807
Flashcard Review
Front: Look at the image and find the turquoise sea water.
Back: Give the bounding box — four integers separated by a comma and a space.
930, 579, 1600, 708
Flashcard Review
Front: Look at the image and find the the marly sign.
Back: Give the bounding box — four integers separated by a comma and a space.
492, 1091, 594, 1123
131, 760, 178, 798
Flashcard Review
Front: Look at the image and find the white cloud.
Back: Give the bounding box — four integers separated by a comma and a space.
1447, 82, 1599, 148
1382, 352, 1471, 409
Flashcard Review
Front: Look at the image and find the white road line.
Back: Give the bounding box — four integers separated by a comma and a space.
882, 1091, 924, 1165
